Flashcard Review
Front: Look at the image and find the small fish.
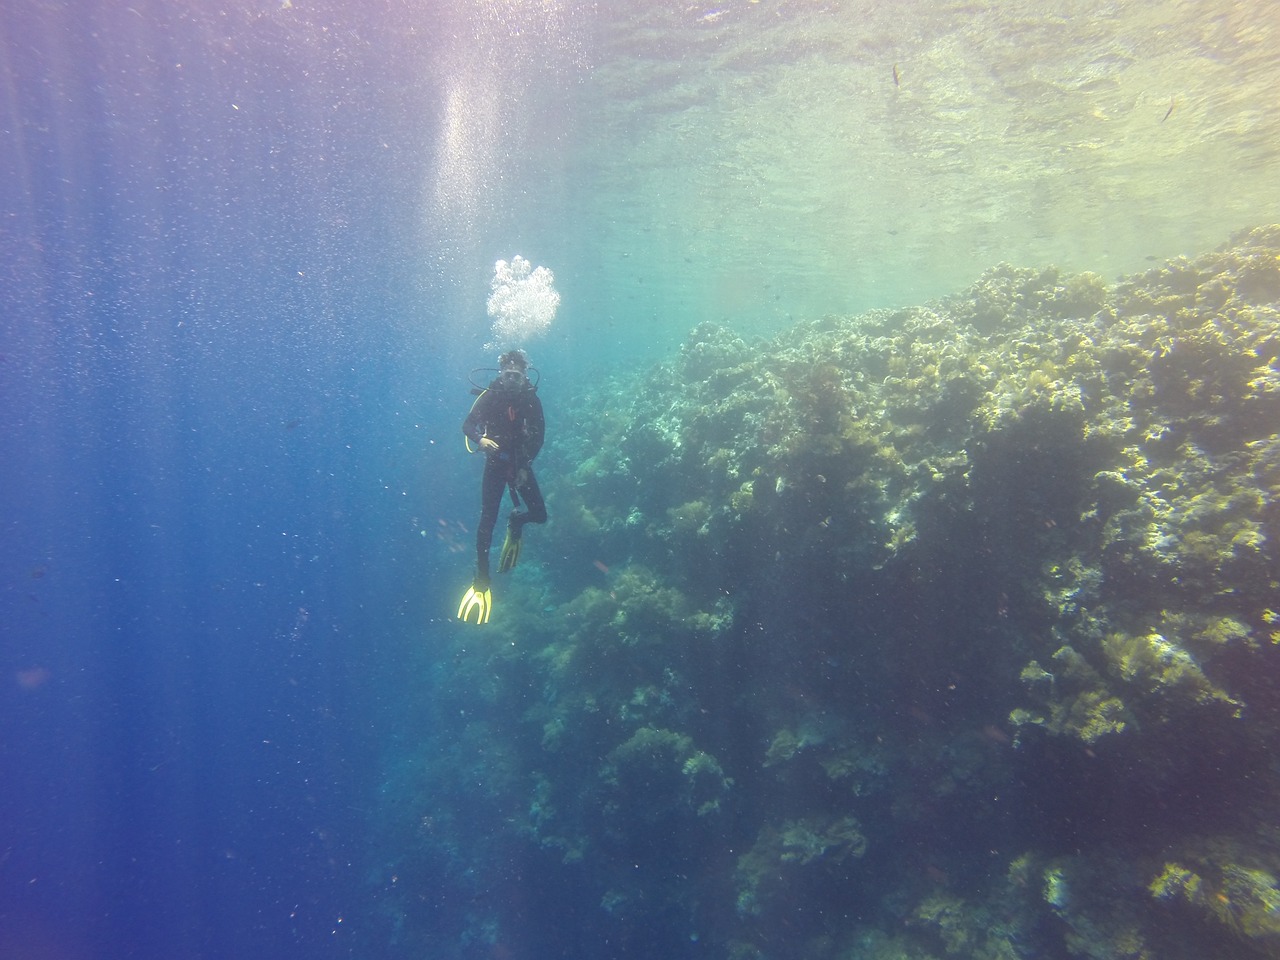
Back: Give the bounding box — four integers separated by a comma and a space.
17, 667, 52, 690
981, 724, 1011, 746
892, 63, 900, 87
284, 418, 302, 431
1162, 96, 1174, 122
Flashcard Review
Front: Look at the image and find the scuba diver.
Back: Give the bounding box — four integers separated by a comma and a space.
457, 349, 547, 624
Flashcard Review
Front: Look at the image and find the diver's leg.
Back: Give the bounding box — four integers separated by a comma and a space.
475, 462, 505, 585
511, 467, 547, 532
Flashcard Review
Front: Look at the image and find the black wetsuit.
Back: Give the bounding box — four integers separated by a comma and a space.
461, 377, 547, 586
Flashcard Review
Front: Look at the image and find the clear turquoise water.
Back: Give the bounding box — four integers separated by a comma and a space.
425, 0, 1280, 352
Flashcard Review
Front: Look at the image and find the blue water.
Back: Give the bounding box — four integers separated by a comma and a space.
2, 4, 451, 956
3, 3, 1278, 960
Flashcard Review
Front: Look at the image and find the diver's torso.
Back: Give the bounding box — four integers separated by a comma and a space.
482, 384, 539, 460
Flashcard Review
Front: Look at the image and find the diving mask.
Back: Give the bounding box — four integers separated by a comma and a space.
499, 367, 527, 389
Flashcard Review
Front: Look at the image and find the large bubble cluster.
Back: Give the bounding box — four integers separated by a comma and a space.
486, 255, 560, 348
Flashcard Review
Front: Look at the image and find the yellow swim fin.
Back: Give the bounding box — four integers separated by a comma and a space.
457, 582, 492, 624
498, 526, 522, 574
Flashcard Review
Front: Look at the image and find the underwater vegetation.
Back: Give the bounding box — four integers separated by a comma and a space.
376, 226, 1280, 959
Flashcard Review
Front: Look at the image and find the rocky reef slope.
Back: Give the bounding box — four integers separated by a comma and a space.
381, 226, 1280, 960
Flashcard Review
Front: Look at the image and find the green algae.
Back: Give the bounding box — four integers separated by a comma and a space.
735, 815, 868, 919
1151, 854, 1280, 943
376, 227, 1280, 960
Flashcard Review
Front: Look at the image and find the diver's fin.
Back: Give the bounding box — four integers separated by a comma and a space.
498, 525, 523, 574
457, 583, 492, 624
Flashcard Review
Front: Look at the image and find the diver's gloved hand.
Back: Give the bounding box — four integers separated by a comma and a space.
497, 519, 523, 574
457, 580, 492, 624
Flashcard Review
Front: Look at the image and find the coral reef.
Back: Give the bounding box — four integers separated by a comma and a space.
373, 226, 1280, 960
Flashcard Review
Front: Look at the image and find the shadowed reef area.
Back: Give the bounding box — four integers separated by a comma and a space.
376, 225, 1280, 960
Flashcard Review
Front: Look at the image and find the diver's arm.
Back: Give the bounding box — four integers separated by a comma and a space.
462, 391, 496, 449
526, 395, 545, 460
